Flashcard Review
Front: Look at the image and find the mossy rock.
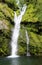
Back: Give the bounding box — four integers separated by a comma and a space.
0, 28, 11, 56
18, 24, 42, 56
18, 27, 27, 56
0, 3, 14, 56
0, 20, 11, 30
0, 3, 14, 21
29, 31, 42, 56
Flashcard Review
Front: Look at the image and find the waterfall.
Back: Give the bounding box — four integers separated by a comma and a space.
8, 4, 27, 58
25, 30, 31, 56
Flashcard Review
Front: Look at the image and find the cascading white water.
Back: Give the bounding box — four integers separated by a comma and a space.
26, 30, 29, 45
26, 30, 31, 56
8, 5, 27, 58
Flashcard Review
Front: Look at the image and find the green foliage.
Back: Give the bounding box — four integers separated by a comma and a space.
4, 0, 18, 10
0, 12, 5, 18
37, 0, 42, 3
36, 4, 42, 22
0, 29, 11, 56
21, 23, 42, 56
22, 4, 38, 22
0, 0, 42, 56
0, 3, 14, 21
29, 32, 42, 56
0, 3, 13, 56
18, 28, 27, 55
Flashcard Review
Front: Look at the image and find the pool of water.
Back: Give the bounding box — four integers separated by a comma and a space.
0, 56, 42, 65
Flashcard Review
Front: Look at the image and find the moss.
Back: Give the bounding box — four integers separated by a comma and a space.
18, 24, 42, 56
0, 29, 11, 56
0, 2, 42, 56
22, 4, 38, 22
16, 10, 20, 16
18, 27, 27, 56
0, 3, 14, 21
0, 3, 13, 56
29, 32, 42, 56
